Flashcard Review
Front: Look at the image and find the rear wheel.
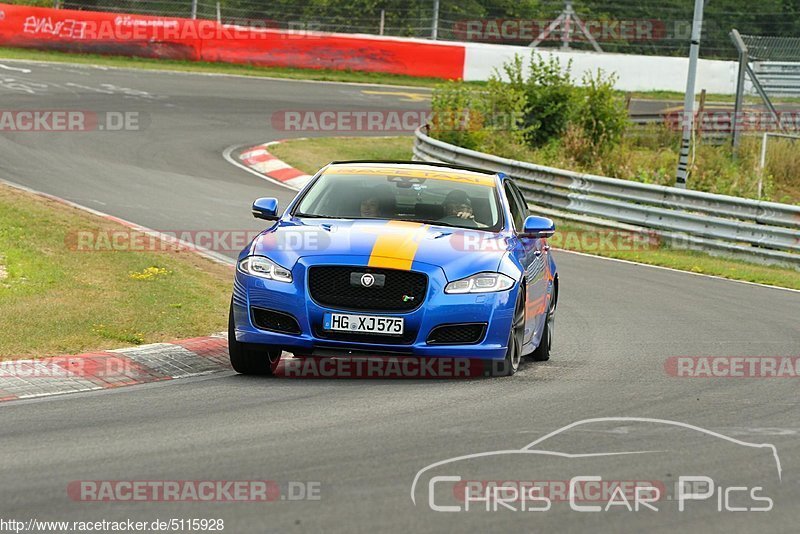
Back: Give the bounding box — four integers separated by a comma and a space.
490, 291, 525, 377
228, 302, 282, 375
531, 285, 556, 362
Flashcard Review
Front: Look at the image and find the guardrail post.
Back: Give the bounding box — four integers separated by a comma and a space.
730, 30, 748, 153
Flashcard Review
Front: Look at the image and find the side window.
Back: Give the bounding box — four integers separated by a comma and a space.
508, 181, 529, 219
503, 181, 525, 230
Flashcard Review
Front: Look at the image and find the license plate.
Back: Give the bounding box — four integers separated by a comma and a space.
323, 313, 404, 335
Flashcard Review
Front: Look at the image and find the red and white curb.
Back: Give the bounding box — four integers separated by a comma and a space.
237, 141, 312, 190
0, 334, 231, 402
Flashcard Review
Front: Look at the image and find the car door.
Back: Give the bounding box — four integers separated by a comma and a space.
505, 180, 549, 348
503, 180, 539, 348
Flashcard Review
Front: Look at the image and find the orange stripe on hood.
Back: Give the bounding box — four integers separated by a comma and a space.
368, 221, 428, 271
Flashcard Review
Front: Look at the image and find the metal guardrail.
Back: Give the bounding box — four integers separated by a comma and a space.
413, 127, 800, 267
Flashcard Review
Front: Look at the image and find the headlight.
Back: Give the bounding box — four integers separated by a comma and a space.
237, 256, 292, 283
444, 272, 515, 294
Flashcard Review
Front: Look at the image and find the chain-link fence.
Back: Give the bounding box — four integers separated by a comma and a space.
740, 34, 800, 99
19, 0, 797, 59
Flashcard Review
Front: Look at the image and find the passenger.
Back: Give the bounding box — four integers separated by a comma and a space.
360, 195, 381, 217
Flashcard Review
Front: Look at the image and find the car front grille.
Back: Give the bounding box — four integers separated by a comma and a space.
308, 266, 427, 312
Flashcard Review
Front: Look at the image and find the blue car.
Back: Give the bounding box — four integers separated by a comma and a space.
229, 161, 558, 377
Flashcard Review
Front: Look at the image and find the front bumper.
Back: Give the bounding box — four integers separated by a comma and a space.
232, 256, 516, 361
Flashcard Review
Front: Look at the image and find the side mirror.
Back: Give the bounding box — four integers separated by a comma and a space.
520, 215, 555, 239
252, 198, 279, 221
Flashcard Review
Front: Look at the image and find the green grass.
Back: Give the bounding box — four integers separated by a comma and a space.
270, 135, 800, 289
0, 47, 444, 88
0, 184, 232, 359
269, 136, 415, 171
551, 219, 800, 290
628, 90, 800, 105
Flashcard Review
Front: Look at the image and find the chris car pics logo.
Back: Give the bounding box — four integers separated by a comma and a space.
411, 417, 781, 513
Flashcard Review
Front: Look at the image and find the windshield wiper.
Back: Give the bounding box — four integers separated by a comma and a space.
403, 218, 459, 228
293, 212, 346, 219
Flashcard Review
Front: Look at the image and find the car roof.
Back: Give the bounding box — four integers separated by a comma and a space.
323, 160, 500, 188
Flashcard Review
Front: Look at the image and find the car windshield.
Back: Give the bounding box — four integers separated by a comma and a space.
293, 168, 502, 231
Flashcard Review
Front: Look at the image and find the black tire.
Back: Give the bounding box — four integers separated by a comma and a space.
228, 302, 282, 375
490, 291, 525, 377
530, 285, 556, 362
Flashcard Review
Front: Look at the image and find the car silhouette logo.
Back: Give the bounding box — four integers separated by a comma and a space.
361, 273, 375, 287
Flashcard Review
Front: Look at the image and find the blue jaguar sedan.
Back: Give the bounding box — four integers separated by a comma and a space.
229, 161, 558, 377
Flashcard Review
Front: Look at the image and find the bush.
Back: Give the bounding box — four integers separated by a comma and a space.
432, 54, 628, 157
427, 54, 795, 204
575, 70, 629, 149
429, 81, 487, 151
497, 54, 577, 148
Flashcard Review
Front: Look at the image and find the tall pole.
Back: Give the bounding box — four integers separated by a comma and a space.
216, 2, 221, 24
431, 0, 440, 40
191, 0, 198, 20
379, 9, 385, 36
674, 0, 705, 189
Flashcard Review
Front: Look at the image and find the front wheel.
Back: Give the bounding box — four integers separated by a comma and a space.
228, 302, 282, 375
530, 290, 555, 362
490, 291, 525, 377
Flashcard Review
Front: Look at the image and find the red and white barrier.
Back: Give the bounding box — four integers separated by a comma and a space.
0, 4, 465, 79
0, 3, 738, 92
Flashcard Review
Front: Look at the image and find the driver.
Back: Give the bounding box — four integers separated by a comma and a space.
440, 190, 485, 227
442, 190, 474, 220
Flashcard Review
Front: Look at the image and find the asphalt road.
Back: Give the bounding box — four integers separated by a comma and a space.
1, 60, 799, 534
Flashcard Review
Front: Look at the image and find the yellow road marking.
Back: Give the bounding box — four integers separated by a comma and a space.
361, 90, 431, 102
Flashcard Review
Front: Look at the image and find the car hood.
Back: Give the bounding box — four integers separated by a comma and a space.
249, 218, 510, 280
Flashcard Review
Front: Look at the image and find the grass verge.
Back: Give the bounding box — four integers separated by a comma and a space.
628, 90, 800, 105
0, 183, 231, 359
270, 135, 800, 290
269, 136, 414, 171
